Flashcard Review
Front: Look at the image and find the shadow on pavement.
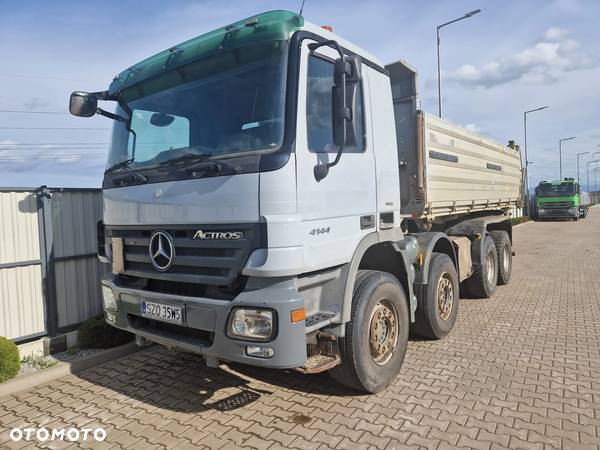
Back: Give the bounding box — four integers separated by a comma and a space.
75, 344, 360, 414
76, 346, 273, 413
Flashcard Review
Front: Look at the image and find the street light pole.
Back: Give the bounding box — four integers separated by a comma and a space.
559, 136, 576, 179
576, 152, 589, 185
523, 106, 548, 199
587, 156, 600, 193
436, 9, 482, 118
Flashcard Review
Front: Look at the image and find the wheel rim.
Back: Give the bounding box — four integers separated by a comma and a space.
486, 249, 496, 284
503, 245, 510, 273
437, 274, 454, 321
369, 299, 398, 366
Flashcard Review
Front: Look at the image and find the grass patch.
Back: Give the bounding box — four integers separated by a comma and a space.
21, 355, 57, 370
511, 216, 531, 226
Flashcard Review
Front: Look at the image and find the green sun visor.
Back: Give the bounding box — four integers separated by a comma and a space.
108, 10, 303, 97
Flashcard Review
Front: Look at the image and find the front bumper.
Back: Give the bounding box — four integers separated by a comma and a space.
101, 273, 307, 369
537, 207, 578, 218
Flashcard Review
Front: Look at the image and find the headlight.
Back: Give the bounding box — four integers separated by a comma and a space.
228, 308, 274, 340
102, 285, 117, 311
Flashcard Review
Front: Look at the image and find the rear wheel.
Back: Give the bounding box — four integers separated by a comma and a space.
328, 270, 409, 393
491, 231, 512, 285
464, 235, 498, 298
412, 253, 459, 340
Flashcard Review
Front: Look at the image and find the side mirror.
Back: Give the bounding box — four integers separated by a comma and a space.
314, 163, 329, 182
332, 55, 361, 148
307, 39, 362, 182
69, 91, 97, 117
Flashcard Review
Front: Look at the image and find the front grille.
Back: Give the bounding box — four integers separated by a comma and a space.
143, 278, 246, 300
106, 223, 265, 293
128, 314, 213, 347
541, 201, 573, 208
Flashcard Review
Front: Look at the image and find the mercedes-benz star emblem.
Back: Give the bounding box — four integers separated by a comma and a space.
149, 231, 175, 272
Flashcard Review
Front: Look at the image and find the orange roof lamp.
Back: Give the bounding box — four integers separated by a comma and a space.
321, 25, 333, 32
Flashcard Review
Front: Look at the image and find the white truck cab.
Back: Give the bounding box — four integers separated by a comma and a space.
70, 10, 521, 393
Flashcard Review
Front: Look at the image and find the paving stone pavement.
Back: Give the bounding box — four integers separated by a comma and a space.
2, 209, 600, 449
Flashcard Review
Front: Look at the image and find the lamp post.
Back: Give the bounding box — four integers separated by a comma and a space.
523, 106, 548, 199
576, 152, 589, 185
588, 151, 600, 193
436, 9, 482, 118
559, 136, 576, 179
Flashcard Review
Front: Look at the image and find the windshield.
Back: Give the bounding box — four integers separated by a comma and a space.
538, 183, 577, 197
107, 40, 288, 171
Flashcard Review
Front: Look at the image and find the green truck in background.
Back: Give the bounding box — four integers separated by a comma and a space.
535, 178, 588, 220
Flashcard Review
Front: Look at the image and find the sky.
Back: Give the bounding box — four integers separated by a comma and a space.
1, 0, 599, 190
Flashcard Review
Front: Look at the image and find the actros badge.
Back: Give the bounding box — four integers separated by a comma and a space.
193, 230, 243, 240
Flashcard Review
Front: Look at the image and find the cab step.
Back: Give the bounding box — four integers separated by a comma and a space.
305, 311, 339, 333
296, 354, 341, 374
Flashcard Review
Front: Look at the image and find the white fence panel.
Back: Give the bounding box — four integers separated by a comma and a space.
0, 191, 46, 340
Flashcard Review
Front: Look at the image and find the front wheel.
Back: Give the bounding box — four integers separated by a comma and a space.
329, 270, 409, 393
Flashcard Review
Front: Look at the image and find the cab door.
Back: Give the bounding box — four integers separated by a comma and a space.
295, 39, 377, 271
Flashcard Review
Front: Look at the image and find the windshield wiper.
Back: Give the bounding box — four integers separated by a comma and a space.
105, 158, 148, 186
185, 159, 237, 175
158, 153, 214, 168
105, 158, 135, 174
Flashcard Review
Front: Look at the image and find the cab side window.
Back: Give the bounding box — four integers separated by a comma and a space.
306, 55, 365, 153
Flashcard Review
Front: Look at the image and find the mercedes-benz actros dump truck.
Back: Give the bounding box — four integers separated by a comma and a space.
70, 10, 522, 393
535, 178, 587, 220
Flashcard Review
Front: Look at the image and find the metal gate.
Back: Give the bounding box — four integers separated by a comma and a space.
0, 187, 108, 342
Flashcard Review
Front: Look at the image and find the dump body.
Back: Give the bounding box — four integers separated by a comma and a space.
386, 60, 522, 220
418, 113, 522, 218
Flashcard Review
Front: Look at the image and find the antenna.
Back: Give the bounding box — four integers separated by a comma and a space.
298, 0, 306, 17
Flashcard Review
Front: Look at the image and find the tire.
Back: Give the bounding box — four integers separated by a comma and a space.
328, 270, 409, 393
411, 253, 459, 340
464, 235, 498, 298
491, 231, 512, 285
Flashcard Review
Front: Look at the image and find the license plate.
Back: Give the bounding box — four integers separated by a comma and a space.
141, 300, 183, 325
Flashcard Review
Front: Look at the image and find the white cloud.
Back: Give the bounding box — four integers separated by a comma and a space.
464, 123, 481, 133
446, 28, 596, 88
544, 27, 568, 41
0, 140, 104, 177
